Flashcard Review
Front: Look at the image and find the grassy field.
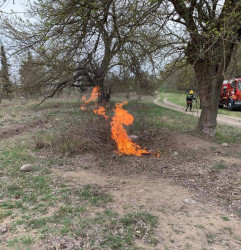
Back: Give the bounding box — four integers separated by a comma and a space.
0, 98, 160, 249
0, 96, 241, 249
159, 90, 241, 118
128, 101, 241, 143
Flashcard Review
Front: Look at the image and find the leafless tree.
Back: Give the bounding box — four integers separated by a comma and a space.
1, 0, 163, 103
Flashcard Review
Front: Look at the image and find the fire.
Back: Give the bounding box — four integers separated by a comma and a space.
111, 101, 150, 156
94, 106, 109, 120
81, 86, 108, 119
81, 86, 100, 110
81, 87, 157, 157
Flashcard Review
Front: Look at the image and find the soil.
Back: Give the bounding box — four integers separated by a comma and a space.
56, 167, 241, 249
0, 119, 48, 141
50, 127, 241, 249
1, 100, 241, 249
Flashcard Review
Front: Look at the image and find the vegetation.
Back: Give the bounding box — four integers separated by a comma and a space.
0, 94, 240, 248
1, 0, 162, 103
160, 60, 196, 92
0, 2, 241, 248
0, 142, 158, 248
18, 52, 43, 99
0, 99, 160, 249
1, 1, 241, 136
160, 1, 241, 136
0, 43, 12, 99
158, 90, 241, 119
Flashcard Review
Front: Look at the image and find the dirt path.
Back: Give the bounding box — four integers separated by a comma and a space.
154, 97, 241, 128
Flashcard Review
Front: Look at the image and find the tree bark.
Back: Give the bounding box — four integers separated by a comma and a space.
95, 63, 111, 105
194, 62, 223, 137
95, 73, 108, 105
98, 82, 106, 105
98, 84, 111, 105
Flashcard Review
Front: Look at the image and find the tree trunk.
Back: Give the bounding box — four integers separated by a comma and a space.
98, 84, 107, 105
194, 62, 223, 137
95, 69, 111, 105
95, 75, 107, 105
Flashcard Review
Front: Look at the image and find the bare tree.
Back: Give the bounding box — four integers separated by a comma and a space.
0, 0, 7, 7
1, 0, 163, 103
2, 0, 240, 136
160, 60, 196, 92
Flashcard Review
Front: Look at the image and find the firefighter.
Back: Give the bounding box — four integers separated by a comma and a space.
186, 90, 196, 111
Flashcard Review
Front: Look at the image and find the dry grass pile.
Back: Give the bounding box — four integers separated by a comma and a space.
33, 102, 172, 157
34, 110, 116, 155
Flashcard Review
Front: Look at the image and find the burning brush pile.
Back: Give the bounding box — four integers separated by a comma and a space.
81, 87, 159, 157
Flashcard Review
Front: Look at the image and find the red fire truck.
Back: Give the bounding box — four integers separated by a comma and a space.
219, 78, 241, 110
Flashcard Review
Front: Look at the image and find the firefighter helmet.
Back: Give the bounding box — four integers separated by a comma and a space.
189, 90, 194, 94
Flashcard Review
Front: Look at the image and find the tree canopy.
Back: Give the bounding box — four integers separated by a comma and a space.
2, 0, 164, 102
1, 0, 241, 136
158, 0, 241, 136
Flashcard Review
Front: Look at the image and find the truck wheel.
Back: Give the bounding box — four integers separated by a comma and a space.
219, 104, 224, 108
227, 101, 233, 111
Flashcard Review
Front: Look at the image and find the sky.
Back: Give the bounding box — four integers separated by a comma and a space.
0, 0, 29, 14
0, 0, 31, 44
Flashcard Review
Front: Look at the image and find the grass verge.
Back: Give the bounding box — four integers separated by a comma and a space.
126, 101, 241, 143
158, 90, 241, 118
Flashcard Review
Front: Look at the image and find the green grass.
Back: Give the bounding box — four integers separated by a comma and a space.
159, 91, 187, 106
159, 90, 241, 118
126, 101, 241, 143
77, 184, 113, 205
7, 235, 34, 248
0, 127, 158, 249
221, 216, 230, 221
126, 101, 199, 133
1, 96, 240, 249
97, 211, 158, 248
213, 163, 228, 170
237, 210, 241, 218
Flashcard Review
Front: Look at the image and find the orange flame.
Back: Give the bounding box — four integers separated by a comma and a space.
81, 88, 157, 157
81, 86, 100, 110
111, 101, 150, 156
94, 106, 109, 120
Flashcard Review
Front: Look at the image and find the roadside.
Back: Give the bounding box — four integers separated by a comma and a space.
154, 96, 241, 129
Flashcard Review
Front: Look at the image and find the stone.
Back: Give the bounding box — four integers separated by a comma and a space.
21, 164, 33, 172
129, 135, 138, 140
0, 225, 7, 234
184, 198, 196, 204
173, 151, 179, 157
222, 143, 228, 147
